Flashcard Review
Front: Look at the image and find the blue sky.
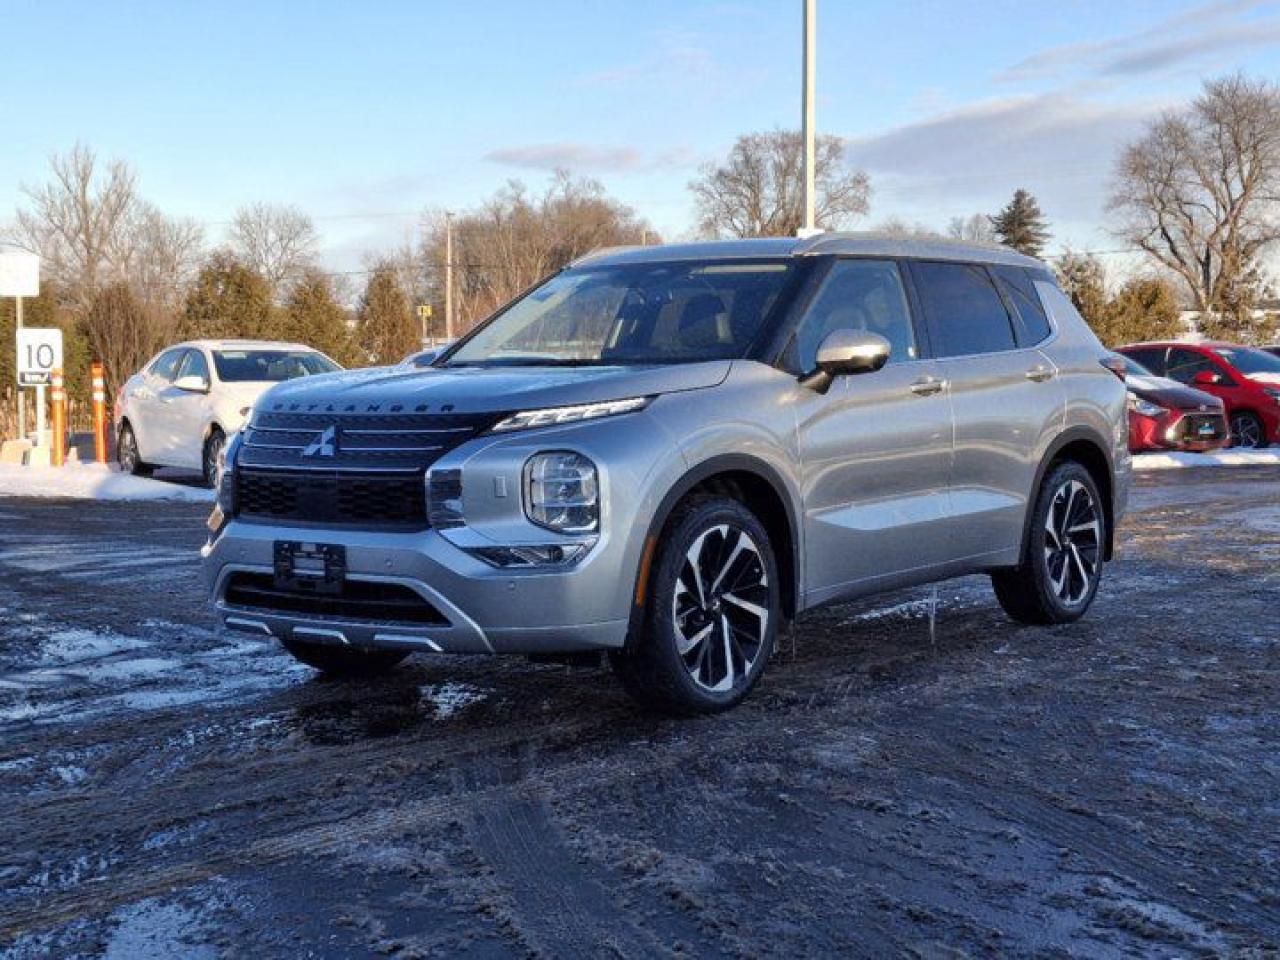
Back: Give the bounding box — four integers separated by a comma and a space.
3, 0, 1280, 273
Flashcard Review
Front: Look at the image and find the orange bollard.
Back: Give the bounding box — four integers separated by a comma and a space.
91, 361, 108, 463
51, 368, 67, 468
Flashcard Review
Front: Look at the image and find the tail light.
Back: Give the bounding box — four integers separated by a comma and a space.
1100, 356, 1127, 382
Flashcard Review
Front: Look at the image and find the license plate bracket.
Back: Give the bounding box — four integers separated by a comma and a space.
274, 541, 346, 595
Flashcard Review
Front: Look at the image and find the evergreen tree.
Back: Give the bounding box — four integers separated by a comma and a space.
1056, 252, 1109, 332
281, 270, 358, 366
180, 251, 277, 340
1099, 278, 1183, 347
990, 189, 1051, 257
356, 264, 417, 364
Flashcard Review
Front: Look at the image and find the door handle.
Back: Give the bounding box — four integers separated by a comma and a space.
1025, 364, 1056, 382
910, 376, 946, 396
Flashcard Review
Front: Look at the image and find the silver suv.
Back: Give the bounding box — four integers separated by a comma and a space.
203, 235, 1130, 713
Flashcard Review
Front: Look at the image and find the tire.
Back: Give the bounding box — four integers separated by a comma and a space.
1229, 411, 1268, 449
611, 496, 779, 714
203, 428, 226, 488
992, 461, 1106, 626
117, 423, 153, 477
281, 638, 407, 677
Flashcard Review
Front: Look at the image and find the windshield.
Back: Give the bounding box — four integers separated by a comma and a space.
1121, 355, 1154, 377
1215, 346, 1280, 375
212, 350, 340, 382
444, 260, 796, 366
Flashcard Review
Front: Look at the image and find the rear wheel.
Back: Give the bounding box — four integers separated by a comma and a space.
992, 461, 1106, 625
202, 428, 226, 488
281, 638, 407, 677
1229, 411, 1267, 449
117, 423, 153, 477
611, 496, 779, 714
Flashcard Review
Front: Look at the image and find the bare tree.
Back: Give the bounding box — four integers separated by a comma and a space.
874, 217, 942, 239
10, 144, 138, 312
947, 213, 998, 244
419, 172, 652, 331
83, 282, 157, 401
1111, 74, 1280, 319
690, 131, 870, 238
114, 203, 205, 344
228, 202, 318, 293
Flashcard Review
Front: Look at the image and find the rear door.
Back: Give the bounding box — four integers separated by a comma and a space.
908, 260, 1064, 564
792, 258, 954, 604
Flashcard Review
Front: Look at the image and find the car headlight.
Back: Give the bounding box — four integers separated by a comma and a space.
1264, 387, 1280, 405
524, 452, 598, 534
1127, 393, 1165, 418
492, 397, 649, 433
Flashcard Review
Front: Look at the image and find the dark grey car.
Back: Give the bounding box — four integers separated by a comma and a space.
203, 234, 1130, 713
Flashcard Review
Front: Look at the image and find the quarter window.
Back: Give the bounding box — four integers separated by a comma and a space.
914, 262, 1018, 357
793, 259, 917, 371
993, 266, 1052, 345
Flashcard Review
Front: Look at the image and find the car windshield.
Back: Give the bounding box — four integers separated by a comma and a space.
1121, 355, 1153, 377
1215, 346, 1280, 375
443, 260, 796, 367
212, 350, 340, 382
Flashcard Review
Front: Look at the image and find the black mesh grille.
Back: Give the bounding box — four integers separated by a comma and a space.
238, 469, 426, 527
225, 572, 447, 625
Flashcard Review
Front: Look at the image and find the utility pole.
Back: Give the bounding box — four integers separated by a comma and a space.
801, 0, 817, 234
15, 295, 24, 440
444, 212, 454, 340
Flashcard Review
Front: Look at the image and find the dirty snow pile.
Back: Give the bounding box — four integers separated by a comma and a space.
1132, 449, 1280, 470
0, 463, 214, 502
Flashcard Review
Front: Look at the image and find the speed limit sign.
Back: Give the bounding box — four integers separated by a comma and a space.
17, 328, 63, 386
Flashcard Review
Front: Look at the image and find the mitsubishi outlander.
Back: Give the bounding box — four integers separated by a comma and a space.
202, 235, 1130, 713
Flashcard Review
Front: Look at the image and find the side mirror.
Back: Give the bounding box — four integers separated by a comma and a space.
173, 374, 210, 393
1192, 370, 1221, 386
799, 330, 892, 394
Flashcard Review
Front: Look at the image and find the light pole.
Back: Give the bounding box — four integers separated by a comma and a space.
801, 0, 817, 235
444, 212, 454, 340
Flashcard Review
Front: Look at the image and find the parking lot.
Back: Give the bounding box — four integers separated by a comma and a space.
0, 466, 1277, 957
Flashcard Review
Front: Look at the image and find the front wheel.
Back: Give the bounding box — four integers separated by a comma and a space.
611, 496, 779, 714
992, 461, 1106, 625
1229, 411, 1268, 449
281, 638, 407, 677
203, 428, 226, 488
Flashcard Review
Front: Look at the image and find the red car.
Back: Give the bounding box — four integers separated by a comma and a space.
1118, 354, 1227, 453
1117, 341, 1280, 448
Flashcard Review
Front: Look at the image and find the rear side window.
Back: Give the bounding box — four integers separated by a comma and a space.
992, 266, 1052, 345
913, 262, 1017, 357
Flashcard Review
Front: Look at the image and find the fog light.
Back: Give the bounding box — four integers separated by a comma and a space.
466, 541, 595, 568
427, 468, 465, 529
524, 452, 598, 534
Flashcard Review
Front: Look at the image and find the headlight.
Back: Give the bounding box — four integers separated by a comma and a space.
1264, 387, 1280, 405
208, 433, 240, 532
492, 397, 648, 433
524, 452, 598, 534
1127, 393, 1165, 418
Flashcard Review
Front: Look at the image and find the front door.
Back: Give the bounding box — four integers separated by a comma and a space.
793, 258, 954, 606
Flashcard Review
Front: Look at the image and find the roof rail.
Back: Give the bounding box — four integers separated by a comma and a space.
568, 245, 645, 268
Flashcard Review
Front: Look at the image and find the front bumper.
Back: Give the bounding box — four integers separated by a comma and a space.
202, 520, 630, 654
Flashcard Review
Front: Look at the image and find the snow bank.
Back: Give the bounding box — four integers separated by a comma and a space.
0, 463, 214, 502
1132, 449, 1280, 471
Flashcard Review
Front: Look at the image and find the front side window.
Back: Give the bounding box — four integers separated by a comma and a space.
1166, 348, 1223, 385
914, 262, 1018, 358
212, 350, 340, 382
179, 349, 210, 382
444, 260, 796, 367
792, 259, 917, 371
150, 349, 186, 381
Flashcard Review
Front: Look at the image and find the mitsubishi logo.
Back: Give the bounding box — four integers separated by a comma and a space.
302, 425, 337, 457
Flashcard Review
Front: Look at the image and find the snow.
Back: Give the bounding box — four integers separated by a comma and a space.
1132, 449, 1280, 470
0, 463, 213, 502
420, 681, 487, 718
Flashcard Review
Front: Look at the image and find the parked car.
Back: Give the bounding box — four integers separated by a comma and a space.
396, 344, 453, 369
204, 236, 1130, 713
1265, 345, 1280, 358
1116, 342, 1280, 448
115, 340, 342, 485
1119, 354, 1227, 453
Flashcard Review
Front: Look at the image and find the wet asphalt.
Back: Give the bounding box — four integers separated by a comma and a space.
0, 467, 1277, 958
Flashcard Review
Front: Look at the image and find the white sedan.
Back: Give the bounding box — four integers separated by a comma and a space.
115, 339, 342, 485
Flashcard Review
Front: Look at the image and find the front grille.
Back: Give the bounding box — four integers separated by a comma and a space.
1173, 413, 1226, 443
225, 572, 447, 625
234, 409, 500, 529
238, 469, 426, 527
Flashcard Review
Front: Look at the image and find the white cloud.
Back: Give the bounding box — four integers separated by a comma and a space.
484, 143, 694, 174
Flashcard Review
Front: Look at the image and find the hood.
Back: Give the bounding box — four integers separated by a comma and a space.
256, 361, 733, 415
1128, 374, 1223, 411
1245, 371, 1280, 386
